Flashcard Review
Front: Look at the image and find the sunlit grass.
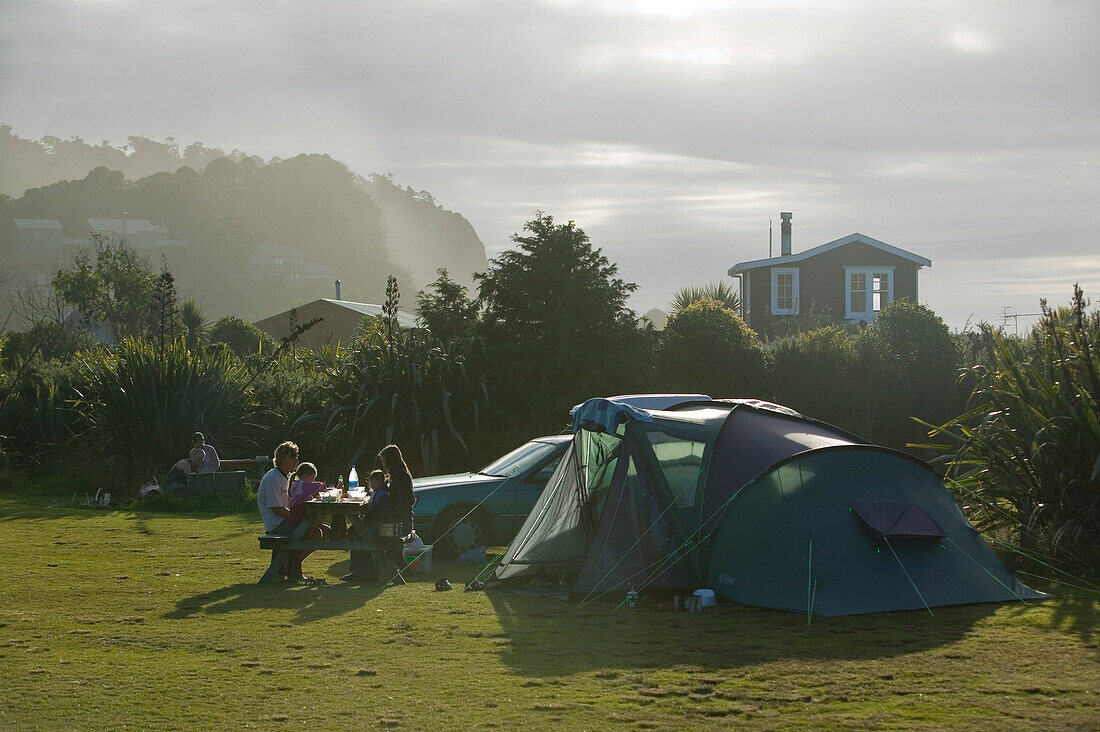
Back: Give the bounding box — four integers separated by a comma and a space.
1, 491, 1097, 729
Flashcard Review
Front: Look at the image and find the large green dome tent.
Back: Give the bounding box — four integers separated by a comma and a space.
492, 398, 1047, 616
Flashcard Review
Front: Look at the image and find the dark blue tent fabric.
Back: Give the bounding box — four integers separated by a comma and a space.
851, 502, 946, 539
701, 406, 863, 533
572, 398, 654, 434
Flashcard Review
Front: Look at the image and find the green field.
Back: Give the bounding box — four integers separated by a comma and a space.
1, 492, 1097, 730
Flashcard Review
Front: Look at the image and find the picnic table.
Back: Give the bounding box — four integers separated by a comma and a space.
258, 494, 409, 583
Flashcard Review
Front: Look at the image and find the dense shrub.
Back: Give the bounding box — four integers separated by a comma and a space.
922, 286, 1100, 574
853, 299, 963, 447
656, 298, 767, 398
416, 268, 479, 346
209, 315, 276, 358
296, 320, 487, 476
770, 325, 861, 431
0, 322, 101, 367
72, 338, 260, 487
0, 357, 83, 470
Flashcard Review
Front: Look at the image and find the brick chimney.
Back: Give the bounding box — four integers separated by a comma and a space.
780, 212, 792, 256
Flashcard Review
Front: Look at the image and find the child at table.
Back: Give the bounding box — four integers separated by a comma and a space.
363, 469, 390, 517
288, 462, 325, 522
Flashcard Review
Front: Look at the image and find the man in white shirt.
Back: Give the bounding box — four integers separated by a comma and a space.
257, 441, 327, 581
192, 432, 220, 474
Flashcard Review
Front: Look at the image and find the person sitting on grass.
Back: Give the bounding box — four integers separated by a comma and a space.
288, 462, 326, 523
257, 441, 329, 582
162, 448, 206, 495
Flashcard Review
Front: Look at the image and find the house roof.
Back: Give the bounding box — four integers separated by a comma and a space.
14, 219, 63, 229
86, 218, 159, 234
320, 299, 418, 327
728, 233, 931, 275
297, 262, 338, 276
256, 244, 308, 259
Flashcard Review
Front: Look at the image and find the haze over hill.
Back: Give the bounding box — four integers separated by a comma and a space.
0, 127, 487, 321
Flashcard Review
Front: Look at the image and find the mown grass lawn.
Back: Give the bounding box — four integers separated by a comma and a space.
1, 491, 1098, 730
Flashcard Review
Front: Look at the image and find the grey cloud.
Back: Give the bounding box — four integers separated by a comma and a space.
1, 0, 1097, 326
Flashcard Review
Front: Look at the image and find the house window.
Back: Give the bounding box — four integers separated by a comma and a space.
771, 267, 799, 315
845, 267, 895, 319
849, 272, 866, 314
872, 272, 889, 312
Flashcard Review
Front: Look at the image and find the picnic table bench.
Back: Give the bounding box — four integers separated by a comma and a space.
258, 497, 413, 583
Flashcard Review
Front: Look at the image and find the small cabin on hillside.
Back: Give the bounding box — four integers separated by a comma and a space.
729, 212, 931, 332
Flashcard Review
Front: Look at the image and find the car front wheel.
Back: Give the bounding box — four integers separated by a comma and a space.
435, 508, 490, 559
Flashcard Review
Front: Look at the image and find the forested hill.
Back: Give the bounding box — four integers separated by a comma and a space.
0, 126, 487, 318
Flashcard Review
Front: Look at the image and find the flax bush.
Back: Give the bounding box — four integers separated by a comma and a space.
295, 319, 487, 476
920, 286, 1100, 573
72, 338, 262, 486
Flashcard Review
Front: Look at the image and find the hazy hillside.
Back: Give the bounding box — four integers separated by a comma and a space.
0, 127, 488, 320
362, 174, 487, 290
1, 156, 405, 321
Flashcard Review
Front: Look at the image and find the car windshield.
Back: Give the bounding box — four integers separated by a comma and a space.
479, 440, 562, 478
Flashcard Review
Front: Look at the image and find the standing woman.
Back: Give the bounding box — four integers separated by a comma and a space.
378, 444, 415, 586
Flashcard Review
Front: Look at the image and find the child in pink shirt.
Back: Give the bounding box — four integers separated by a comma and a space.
288, 462, 325, 522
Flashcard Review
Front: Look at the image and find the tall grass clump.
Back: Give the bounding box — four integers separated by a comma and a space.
73, 338, 261, 486
0, 358, 82, 471
296, 317, 487, 476
920, 286, 1100, 575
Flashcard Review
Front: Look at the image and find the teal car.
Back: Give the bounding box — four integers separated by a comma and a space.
412, 435, 571, 558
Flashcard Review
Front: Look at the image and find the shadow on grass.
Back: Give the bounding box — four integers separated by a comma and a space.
485, 591, 1017, 677
166, 580, 387, 624
165, 558, 436, 625
1001, 586, 1100, 656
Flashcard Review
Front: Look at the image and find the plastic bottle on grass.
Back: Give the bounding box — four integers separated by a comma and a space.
349, 466, 359, 489
627, 587, 638, 608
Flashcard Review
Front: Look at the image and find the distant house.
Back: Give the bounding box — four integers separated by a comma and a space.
253, 298, 419, 350
86, 218, 185, 249
12, 218, 64, 259
248, 245, 337, 283
728, 212, 931, 331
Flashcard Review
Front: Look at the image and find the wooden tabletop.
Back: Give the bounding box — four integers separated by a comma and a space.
304, 498, 368, 516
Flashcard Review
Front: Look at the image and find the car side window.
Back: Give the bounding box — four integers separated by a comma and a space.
526, 454, 565, 485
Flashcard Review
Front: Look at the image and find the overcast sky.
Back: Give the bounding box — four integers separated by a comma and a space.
2, 0, 1098, 329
